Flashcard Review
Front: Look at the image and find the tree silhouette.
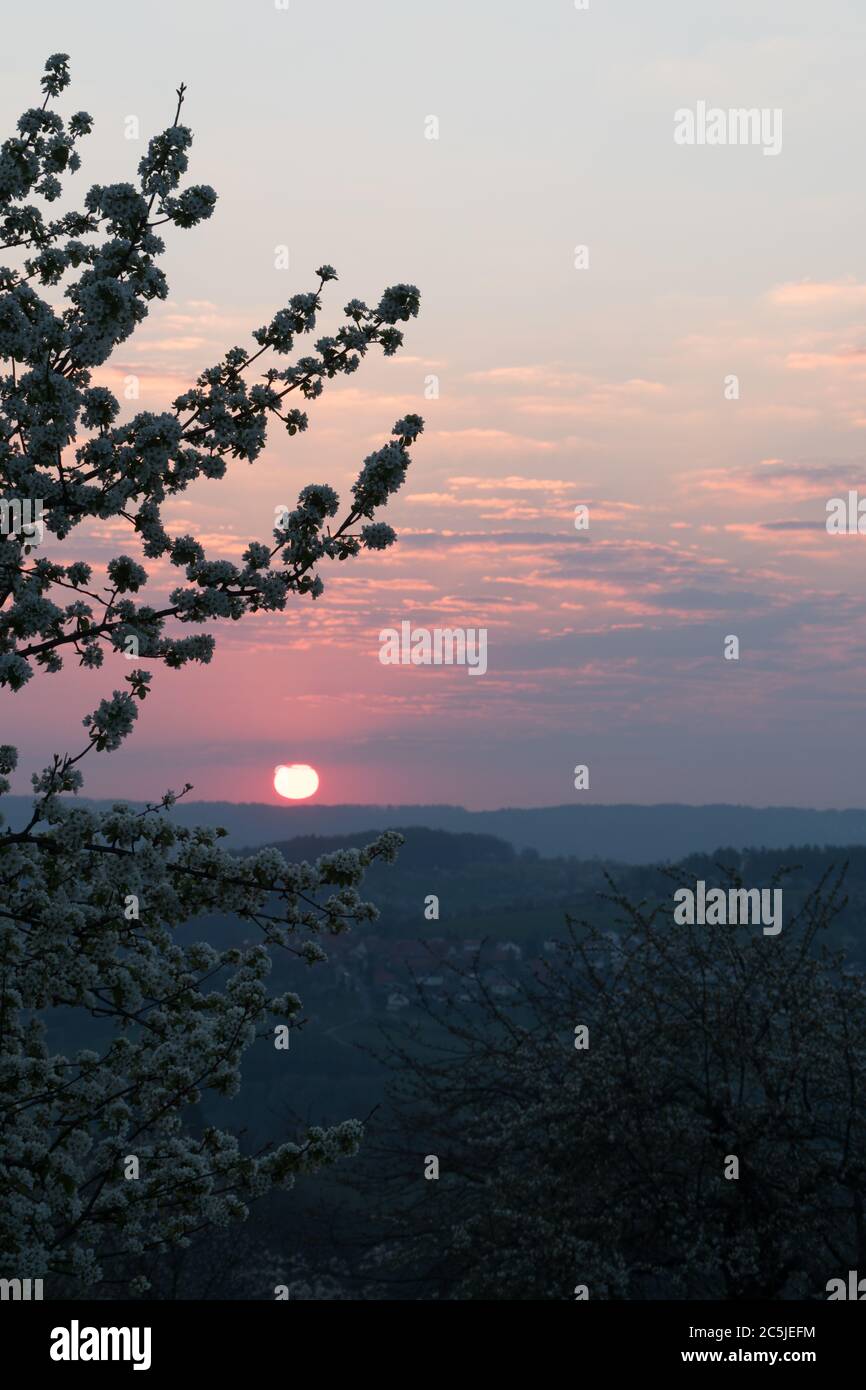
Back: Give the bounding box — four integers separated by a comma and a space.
353, 867, 866, 1300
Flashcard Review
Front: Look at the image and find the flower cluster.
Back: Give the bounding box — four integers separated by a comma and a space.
0, 734, 402, 1284
0, 56, 422, 702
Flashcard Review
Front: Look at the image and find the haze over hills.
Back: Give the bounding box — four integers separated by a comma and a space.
5, 798, 866, 863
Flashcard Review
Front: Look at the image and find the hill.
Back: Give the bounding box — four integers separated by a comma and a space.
5, 797, 866, 861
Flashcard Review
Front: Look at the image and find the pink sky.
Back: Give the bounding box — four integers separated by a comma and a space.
4, 0, 866, 809
11, 275, 866, 809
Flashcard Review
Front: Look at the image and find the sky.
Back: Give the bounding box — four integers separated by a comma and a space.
3, 0, 866, 810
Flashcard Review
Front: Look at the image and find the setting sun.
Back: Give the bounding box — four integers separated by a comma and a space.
273, 764, 320, 801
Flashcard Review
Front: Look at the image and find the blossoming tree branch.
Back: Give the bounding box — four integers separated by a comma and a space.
0, 54, 422, 1292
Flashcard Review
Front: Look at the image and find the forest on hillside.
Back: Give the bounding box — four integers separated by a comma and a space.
42, 829, 866, 1301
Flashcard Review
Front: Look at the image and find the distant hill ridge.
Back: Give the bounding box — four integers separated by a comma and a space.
4, 798, 866, 864
262, 827, 515, 869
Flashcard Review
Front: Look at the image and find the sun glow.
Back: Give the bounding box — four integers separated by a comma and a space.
273, 764, 320, 801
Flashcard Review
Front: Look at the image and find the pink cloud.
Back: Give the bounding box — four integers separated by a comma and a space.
433, 428, 568, 453
768, 280, 866, 308
786, 348, 866, 372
